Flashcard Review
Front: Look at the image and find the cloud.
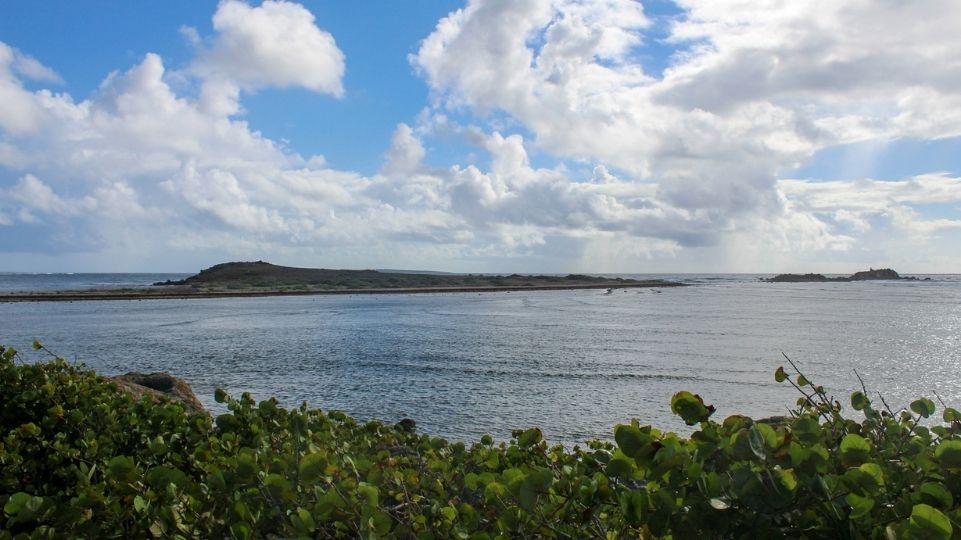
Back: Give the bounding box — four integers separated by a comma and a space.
8, 174, 96, 216
381, 124, 425, 176
2, 0, 961, 271
406, 0, 961, 267
192, 0, 345, 97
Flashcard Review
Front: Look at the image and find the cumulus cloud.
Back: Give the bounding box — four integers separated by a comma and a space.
411, 0, 961, 258
192, 0, 345, 97
2, 0, 961, 271
381, 124, 425, 176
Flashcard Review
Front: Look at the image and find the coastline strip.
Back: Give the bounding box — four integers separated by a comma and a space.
0, 281, 682, 302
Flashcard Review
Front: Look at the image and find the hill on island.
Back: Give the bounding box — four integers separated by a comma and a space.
154, 261, 678, 292
766, 268, 926, 283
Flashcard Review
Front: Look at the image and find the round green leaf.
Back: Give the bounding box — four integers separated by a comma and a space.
909, 504, 952, 539
934, 440, 961, 468
911, 398, 936, 418
671, 391, 716, 426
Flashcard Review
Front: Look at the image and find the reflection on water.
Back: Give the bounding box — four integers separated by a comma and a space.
2, 276, 960, 445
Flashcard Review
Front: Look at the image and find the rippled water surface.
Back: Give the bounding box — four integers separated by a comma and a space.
2, 275, 960, 445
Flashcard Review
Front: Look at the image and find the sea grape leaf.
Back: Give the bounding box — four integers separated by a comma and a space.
299, 452, 328, 483
918, 482, 953, 509
911, 398, 936, 418
671, 391, 716, 426
3, 492, 31, 516
614, 424, 651, 459
517, 428, 543, 447
934, 440, 961, 468
909, 504, 952, 539
839, 434, 871, 466
851, 391, 870, 411
845, 493, 874, 520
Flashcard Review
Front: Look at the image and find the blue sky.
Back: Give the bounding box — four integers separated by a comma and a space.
1, 1, 960, 272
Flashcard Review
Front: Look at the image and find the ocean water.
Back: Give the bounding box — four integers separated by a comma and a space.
2, 275, 960, 446
0, 273, 191, 292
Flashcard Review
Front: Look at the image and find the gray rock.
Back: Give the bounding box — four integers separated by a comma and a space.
111, 372, 205, 414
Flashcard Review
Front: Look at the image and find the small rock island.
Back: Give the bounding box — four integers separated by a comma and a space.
766, 268, 926, 283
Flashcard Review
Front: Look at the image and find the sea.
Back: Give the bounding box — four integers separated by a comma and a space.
2, 272, 960, 446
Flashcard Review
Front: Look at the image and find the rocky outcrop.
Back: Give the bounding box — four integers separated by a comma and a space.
767, 268, 924, 283
850, 268, 902, 280
111, 372, 205, 414
767, 273, 836, 283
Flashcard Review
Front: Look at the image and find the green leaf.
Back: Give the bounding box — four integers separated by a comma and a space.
440, 506, 457, 523
775, 468, 798, 492
858, 463, 884, 487
614, 424, 651, 458
911, 398, 936, 418
850, 391, 870, 411
670, 391, 716, 425
31, 340, 42, 350
230, 522, 252, 540
517, 427, 543, 447
839, 434, 871, 466
214, 388, 228, 403
146, 465, 186, 489
3, 492, 31, 516
774, 366, 787, 383
791, 416, 821, 445
797, 374, 809, 387
909, 504, 952, 540
295, 507, 316, 533
919, 482, 953, 509
845, 493, 874, 520
605, 456, 634, 478
106, 455, 138, 483
934, 440, 961, 468
357, 483, 379, 507
298, 452, 328, 483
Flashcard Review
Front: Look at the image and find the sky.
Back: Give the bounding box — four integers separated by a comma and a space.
1, 0, 960, 273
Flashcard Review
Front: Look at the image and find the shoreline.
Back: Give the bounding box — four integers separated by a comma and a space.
0, 280, 682, 302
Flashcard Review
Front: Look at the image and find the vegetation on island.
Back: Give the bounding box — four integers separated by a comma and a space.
154, 261, 678, 292
767, 268, 927, 283
3, 343, 961, 538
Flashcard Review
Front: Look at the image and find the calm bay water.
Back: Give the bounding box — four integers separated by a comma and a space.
2, 274, 960, 445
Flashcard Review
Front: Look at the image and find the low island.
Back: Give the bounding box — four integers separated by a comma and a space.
765, 267, 927, 283
0, 261, 683, 302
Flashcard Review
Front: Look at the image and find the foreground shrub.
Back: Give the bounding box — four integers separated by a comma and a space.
2, 343, 960, 538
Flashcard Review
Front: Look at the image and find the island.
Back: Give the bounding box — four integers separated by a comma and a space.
0, 261, 684, 302
765, 267, 927, 283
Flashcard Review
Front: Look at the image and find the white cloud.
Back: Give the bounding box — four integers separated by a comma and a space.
381, 124, 425, 176
193, 0, 345, 97
406, 0, 961, 268
778, 174, 961, 244
8, 174, 97, 217
2, 0, 961, 271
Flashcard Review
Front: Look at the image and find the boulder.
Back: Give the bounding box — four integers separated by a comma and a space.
111, 372, 205, 414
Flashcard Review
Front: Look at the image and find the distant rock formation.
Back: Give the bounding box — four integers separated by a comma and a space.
766, 268, 924, 283
767, 273, 836, 283
850, 268, 902, 280
111, 372, 205, 414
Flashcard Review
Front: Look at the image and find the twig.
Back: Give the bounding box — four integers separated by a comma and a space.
877, 391, 898, 418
